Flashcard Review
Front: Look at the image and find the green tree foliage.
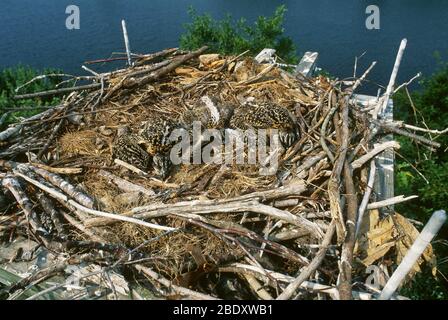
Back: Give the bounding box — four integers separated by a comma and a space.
0, 66, 61, 126
180, 5, 298, 64
400, 267, 448, 300
394, 61, 448, 299
394, 62, 448, 218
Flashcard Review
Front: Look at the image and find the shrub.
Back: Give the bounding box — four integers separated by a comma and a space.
394, 62, 448, 299
179, 5, 298, 64
0, 66, 61, 126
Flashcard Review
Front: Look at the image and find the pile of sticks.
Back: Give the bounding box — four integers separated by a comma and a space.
0, 39, 444, 300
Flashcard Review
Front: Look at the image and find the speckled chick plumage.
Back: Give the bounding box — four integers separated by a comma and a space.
112, 126, 151, 171
138, 114, 181, 179
138, 115, 179, 155
229, 102, 298, 148
180, 95, 235, 130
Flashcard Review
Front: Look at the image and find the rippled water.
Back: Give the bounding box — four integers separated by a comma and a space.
1, 1, 447, 93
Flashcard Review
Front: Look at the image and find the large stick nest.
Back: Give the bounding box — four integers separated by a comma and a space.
0, 48, 442, 300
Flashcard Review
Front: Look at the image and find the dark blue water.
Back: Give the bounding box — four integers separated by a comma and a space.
1, 1, 448, 93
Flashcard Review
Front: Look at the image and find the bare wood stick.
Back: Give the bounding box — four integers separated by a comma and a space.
37, 192, 67, 238
276, 220, 336, 300
269, 228, 317, 242
367, 195, 418, 210
128, 182, 307, 216
393, 72, 421, 94
84, 56, 130, 65
69, 201, 176, 232
0, 125, 22, 142
98, 170, 155, 196
2, 175, 48, 236
347, 127, 379, 163
123, 59, 171, 78
86, 197, 322, 238
373, 38, 407, 118
93, 60, 169, 79
0, 159, 17, 170
7, 260, 69, 296
102, 47, 208, 101
91, 75, 105, 111
28, 165, 95, 209
320, 92, 336, 162
134, 46, 208, 88
220, 263, 409, 300
250, 203, 323, 238
14, 74, 95, 93
14, 83, 101, 100
171, 212, 310, 265
133, 47, 178, 66
59, 211, 106, 242
401, 124, 448, 135
338, 162, 358, 300
37, 118, 65, 160
237, 63, 276, 85
271, 198, 299, 208
379, 210, 447, 300
0, 159, 82, 175
377, 122, 441, 148
352, 61, 377, 93
243, 273, 273, 300
13, 169, 176, 232
351, 141, 401, 170
114, 159, 148, 176
355, 160, 376, 238
0, 105, 64, 141
114, 160, 180, 188
95, 59, 171, 102
296, 151, 327, 177
135, 264, 220, 300
28, 163, 82, 175
81, 65, 100, 77
84, 183, 314, 230
121, 20, 133, 66
328, 97, 350, 243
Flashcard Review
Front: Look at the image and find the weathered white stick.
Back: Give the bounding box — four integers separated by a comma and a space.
60, 211, 105, 243
276, 221, 335, 300
220, 263, 409, 300
367, 195, 418, 210
353, 51, 367, 78
98, 170, 155, 197
355, 160, 376, 238
13, 170, 176, 232
379, 210, 447, 300
81, 65, 100, 77
30, 165, 95, 209
402, 124, 448, 135
114, 159, 147, 176
121, 20, 132, 66
0, 105, 64, 141
352, 61, 377, 92
393, 72, 421, 94
351, 141, 400, 169
373, 38, 407, 119
243, 273, 273, 300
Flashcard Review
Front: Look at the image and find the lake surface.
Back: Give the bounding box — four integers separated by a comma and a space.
1, 1, 448, 94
